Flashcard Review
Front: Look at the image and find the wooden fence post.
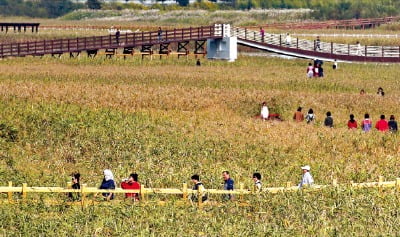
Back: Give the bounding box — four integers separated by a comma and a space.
286, 182, 292, 188
140, 184, 146, 202
8, 181, 12, 203
378, 176, 384, 193
396, 178, 400, 191
239, 183, 244, 201
80, 184, 86, 208
22, 183, 27, 200
182, 183, 188, 201
198, 186, 203, 209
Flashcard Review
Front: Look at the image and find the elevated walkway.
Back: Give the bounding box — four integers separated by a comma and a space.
233, 27, 400, 63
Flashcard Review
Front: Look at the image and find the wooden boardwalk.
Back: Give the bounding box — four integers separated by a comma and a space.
233, 27, 400, 62
261, 16, 400, 30
0, 25, 222, 58
2, 24, 400, 62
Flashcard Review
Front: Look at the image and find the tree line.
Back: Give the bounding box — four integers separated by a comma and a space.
0, 0, 399, 19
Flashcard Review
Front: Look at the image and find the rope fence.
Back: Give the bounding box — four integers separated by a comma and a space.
1, 176, 399, 208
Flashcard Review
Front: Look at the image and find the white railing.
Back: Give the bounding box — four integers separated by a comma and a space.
232, 27, 400, 58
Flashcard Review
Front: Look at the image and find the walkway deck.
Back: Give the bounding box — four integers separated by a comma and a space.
233, 27, 400, 63
0, 25, 221, 58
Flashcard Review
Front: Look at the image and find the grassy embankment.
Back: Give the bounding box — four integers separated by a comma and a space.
0, 54, 399, 235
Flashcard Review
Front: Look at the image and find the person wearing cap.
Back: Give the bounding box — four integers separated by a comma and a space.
99, 169, 116, 201
298, 165, 314, 188
252, 173, 262, 192
121, 173, 141, 201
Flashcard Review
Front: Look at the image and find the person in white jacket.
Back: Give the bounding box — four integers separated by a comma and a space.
260, 102, 269, 120
299, 165, 314, 188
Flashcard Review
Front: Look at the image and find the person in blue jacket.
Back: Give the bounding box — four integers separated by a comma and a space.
99, 169, 116, 201
222, 171, 234, 201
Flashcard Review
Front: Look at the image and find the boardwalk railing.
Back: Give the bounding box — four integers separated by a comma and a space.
0, 25, 222, 58
261, 16, 400, 30
1, 176, 399, 207
233, 27, 400, 62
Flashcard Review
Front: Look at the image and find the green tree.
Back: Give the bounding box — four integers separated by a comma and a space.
177, 0, 189, 6
87, 0, 102, 9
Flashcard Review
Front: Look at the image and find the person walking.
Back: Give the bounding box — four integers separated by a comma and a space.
285, 33, 291, 47
305, 108, 315, 124
260, 27, 265, 42
307, 63, 314, 78
222, 171, 234, 201
190, 174, 208, 203
157, 27, 163, 42
121, 173, 141, 201
99, 169, 116, 201
388, 115, 398, 133
293, 107, 304, 122
260, 101, 269, 120
115, 28, 120, 45
333, 59, 338, 70
377, 87, 385, 96
347, 114, 358, 129
298, 165, 314, 188
361, 113, 372, 132
315, 36, 321, 51
375, 115, 389, 132
324, 111, 333, 128
68, 173, 81, 201
252, 173, 262, 192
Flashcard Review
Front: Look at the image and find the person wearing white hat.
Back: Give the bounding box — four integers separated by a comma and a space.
299, 165, 314, 188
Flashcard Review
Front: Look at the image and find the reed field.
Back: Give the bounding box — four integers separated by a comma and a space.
0, 53, 399, 235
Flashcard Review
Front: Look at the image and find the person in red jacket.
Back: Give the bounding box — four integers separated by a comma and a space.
347, 114, 358, 129
121, 173, 141, 201
375, 114, 389, 132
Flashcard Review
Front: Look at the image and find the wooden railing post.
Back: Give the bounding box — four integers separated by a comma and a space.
286, 182, 292, 188
182, 183, 188, 201
331, 42, 333, 54
140, 184, 145, 202
348, 44, 350, 55
382, 47, 384, 58
239, 183, 244, 201
22, 183, 27, 200
332, 178, 338, 187
17, 43, 20, 56
8, 181, 12, 203
245, 28, 247, 40
296, 38, 299, 49
396, 178, 400, 191
198, 186, 203, 209
378, 176, 384, 192
80, 184, 86, 207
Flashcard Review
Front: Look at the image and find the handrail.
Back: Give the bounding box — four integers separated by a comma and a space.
233, 27, 400, 61
259, 16, 400, 30
1, 176, 399, 207
0, 25, 221, 58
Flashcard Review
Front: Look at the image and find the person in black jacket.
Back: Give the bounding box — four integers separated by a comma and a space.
389, 115, 398, 132
324, 111, 333, 128
190, 175, 208, 202
68, 173, 80, 201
